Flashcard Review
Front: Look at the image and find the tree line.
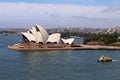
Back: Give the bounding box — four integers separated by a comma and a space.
83, 32, 120, 45
60, 31, 120, 45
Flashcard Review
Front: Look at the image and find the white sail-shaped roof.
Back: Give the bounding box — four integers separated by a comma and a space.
29, 27, 38, 41
29, 27, 37, 38
61, 38, 74, 44
28, 31, 36, 42
36, 24, 48, 43
47, 33, 61, 43
22, 32, 31, 42
36, 31, 43, 43
22, 31, 36, 42
29, 27, 43, 43
21, 24, 54, 43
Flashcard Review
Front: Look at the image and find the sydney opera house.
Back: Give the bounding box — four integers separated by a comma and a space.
8, 24, 80, 50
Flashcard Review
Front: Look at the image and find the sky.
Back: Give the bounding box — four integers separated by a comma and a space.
0, 0, 120, 28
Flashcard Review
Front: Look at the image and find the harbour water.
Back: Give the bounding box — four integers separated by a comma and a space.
0, 36, 120, 80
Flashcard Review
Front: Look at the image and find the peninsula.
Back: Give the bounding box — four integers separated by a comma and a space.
8, 24, 120, 51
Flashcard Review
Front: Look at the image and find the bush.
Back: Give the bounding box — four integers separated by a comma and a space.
83, 32, 118, 45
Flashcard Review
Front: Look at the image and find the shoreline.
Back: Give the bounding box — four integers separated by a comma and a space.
77, 44, 120, 50
8, 44, 120, 51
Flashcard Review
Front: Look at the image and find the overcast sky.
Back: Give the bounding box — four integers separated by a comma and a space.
0, 0, 120, 28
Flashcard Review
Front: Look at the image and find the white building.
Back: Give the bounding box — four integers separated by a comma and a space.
61, 38, 74, 45
22, 24, 75, 45
22, 24, 62, 44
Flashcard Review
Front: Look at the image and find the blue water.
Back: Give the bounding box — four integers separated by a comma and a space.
0, 36, 120, 80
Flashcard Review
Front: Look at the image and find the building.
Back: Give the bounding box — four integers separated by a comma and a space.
8, 24, 76, 50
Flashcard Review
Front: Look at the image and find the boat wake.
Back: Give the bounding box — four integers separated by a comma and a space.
112, 60, 120, 62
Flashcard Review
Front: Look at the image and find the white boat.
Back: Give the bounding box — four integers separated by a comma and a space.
97, 55, 112, 62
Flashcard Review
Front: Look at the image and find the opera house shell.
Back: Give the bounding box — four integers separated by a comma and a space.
61, 38, 74, 45
8, 24, 76, 50
22, 24, 49, 43
47, 33, 61, 43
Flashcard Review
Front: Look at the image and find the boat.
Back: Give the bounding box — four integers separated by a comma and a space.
97, 55, 112, 62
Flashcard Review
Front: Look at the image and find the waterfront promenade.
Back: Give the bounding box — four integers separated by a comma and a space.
78, 44, 120, 50
8, 43, 120, 51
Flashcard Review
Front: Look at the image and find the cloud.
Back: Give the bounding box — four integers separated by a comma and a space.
100, 7, 120, 13
50, 13, 61, 18
0, 2, 120, 28
0, 2, 106, 19
65, 0, 96, 4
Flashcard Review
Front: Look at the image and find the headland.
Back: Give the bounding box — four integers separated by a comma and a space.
8, 24, 120, 51
8, 42, 120, 51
